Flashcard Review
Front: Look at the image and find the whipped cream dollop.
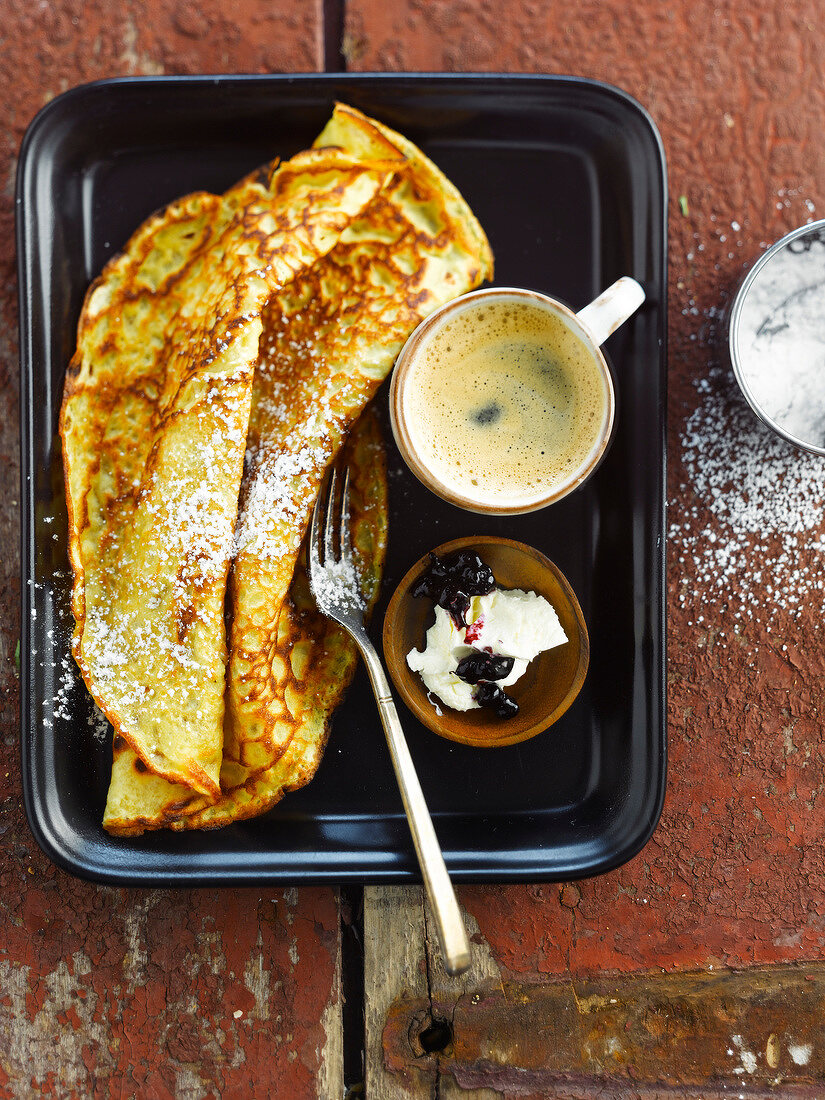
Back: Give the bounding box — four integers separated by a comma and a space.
407, 587, 567, 713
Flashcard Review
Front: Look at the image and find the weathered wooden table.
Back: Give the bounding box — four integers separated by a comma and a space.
2, 1, 824, 1096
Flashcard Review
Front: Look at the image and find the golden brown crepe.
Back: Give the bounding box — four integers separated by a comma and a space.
224, 103, 494, 777
102, 408, 387, 833
62, 144, 397, 796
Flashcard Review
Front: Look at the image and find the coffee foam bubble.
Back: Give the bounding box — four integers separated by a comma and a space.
404, 297, 609, 506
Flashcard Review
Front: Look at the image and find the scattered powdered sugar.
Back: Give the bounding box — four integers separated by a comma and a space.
81, 610, 154, 711
48, 650, 76, 727
143, 420, 242, 587
78, 401, 246, 716
788, 1042, 813, 1066
87, 701, 112, 743
310, 553, 364, 612
35, 595, 107, 742
231, 324, 358, 563
670, 363, 825, 627
729, 1034, 758, 1076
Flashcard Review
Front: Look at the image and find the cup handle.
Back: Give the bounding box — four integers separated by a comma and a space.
576, 277, 645, 347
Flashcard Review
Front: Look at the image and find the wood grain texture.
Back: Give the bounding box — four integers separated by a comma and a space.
4, 0, 825, 1095
364, 886, 430, 1100
0, 883, 344, 1097
348, 0, 825, 1093
0, 4, 345, 1099
364, 886, 503, 1100
348, 0, 825, 974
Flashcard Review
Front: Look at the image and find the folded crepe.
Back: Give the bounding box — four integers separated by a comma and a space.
62, 141, 399, 797
103, 407, 387, 833
225, 103, 494, 778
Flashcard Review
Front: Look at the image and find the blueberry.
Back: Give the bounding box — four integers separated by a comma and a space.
473, 681, 519, 719
455, 652, 515, 684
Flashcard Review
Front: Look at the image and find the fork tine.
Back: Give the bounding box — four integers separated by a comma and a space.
339, 467, 352, 560
324, 466, 338, 562
309, 476, 324, 570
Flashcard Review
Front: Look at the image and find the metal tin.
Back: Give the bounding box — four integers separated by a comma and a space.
728, 218, 825, 456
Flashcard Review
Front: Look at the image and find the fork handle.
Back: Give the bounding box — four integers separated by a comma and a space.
356, 636, 471, 976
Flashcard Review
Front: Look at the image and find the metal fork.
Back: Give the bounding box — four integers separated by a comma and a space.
309, 467, 471, 976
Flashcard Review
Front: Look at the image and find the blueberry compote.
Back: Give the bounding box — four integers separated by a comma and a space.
413, 550, 520, 718
412, 549, 495, 626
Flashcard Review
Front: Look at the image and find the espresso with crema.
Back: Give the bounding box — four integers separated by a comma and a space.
402, 297, 611, 509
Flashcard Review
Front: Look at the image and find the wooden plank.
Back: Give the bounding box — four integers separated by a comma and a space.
0, 884, 344, 1098
366, 889, 825, 1097
0, 4, 343, 1097
364, 886, 503, 1100
364, 886, 430, 1099
318, 907, 345, 1100
352, 0, 825, 1094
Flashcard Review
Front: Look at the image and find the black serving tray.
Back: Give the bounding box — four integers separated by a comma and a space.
18, 74, 667, 885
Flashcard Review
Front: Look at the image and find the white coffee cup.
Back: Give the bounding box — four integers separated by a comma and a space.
389, 278, 645, 515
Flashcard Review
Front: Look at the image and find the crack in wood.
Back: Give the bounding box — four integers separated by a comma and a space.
340, 886, 366, 1095
419, 898, 442, 1100
323, 0, 347, 72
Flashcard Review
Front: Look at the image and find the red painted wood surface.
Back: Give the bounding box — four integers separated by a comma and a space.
2, 0, 825, 1094
0, 5, 341, 1097
346, 0, 825, 987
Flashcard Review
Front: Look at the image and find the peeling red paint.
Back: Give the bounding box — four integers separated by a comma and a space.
3, 0, 825, 1095
349, 0, 825, 991
0, 881, 340, 1096
0, 5, 342, 1097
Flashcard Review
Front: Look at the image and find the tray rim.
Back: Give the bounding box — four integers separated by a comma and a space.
17, 71, 668, 886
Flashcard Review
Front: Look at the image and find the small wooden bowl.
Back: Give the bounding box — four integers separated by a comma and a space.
382, 536, 590, 748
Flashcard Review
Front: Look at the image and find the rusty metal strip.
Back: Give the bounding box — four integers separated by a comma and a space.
383, 964, 824, 1097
